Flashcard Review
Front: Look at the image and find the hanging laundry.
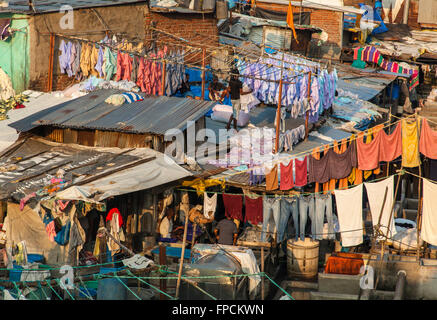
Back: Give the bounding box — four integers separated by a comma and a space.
223, 194, 243, 221
265, 164, 278, 191
314, 193, 335, 240
335, 184, 364, 247
80, 43, 92, 78
295, 156, 307, 187
116, 51, 133, 82
95, 47, 104, 78
401, 118, 420, 168
353, 46, 419, 90
59, 40, 72, 76
70, 41, 81, 77
261, 196, 281, 242
356, 123, 402, 171
364, 175, 397, 241
422, 179, 437, 246
203, 192, 217, 220
245, 195, 263, 226
103, 47, 117, 81
420, 118, 437, 160
308, 141, 357, 184
280, 160, 294, 191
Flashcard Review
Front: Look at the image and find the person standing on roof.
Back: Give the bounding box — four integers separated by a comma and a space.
225, 69, 252, 130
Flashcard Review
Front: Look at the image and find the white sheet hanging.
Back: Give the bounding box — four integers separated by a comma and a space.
421, 179, 437, 246
364, 175, 397, 241
334, 184, 364, 247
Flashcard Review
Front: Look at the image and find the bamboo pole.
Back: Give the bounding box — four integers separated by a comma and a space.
201, 47, 206, 101
175, 209, 190, 299
415, 114, 423, 260
275, 52, 285, 154
304, 71, 312, 141
47, 33, 55, 92
261, 247, 265, 300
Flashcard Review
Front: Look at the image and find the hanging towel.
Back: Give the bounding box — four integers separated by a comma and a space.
419, 118, 437, 160
265, 164, 278, 191
295, 156, 308, 187
364, 175, 397, 241
357, 123, 402, 171
280, 160, 294, 191
422, 179, 437, 246
244, 195, 263, 225
309, 141, 357, 184
203, 192, 217, 219
402, 119, 420, 168
223, 194, 243, 221
334, 184, 363, 247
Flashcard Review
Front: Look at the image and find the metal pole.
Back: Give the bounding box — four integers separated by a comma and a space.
201, 47, 206, 101
175, 209, 190, 299
275, 53, 285, 154
299, 0, 303, 25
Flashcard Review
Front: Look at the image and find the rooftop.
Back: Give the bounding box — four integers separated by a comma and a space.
9, 89, 217, 135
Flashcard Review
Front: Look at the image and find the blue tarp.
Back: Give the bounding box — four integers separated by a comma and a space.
151, 247, 191, 259
359, 3, 388, 35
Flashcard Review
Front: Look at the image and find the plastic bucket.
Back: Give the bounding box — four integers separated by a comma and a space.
287, 238, 320, 279
97, 267, 127, 300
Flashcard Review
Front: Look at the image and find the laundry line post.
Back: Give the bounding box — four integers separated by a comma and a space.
415, 114, 423, 260
304, 71, 312, 141
275, 52, 285, 154
159, 245, 167, 300
47, 33, 55, 92
201, 47, 206, 101
175, 208, 190, 299
261, 246, 265, 300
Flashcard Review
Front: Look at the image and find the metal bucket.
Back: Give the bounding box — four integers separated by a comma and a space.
287, 238, 320, 279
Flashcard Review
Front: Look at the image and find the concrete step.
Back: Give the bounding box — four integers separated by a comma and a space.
317, 272, 362, 295
401, 208, 418, 221
372, 290, 395, 300
310, 291, 359, 300
405, 198, 419, 210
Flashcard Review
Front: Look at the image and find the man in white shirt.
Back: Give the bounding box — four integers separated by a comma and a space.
159, 209, 174, 239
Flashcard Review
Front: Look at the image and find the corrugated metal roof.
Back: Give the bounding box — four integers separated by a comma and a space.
0, 0, 146, 13
9, 89, 217, 135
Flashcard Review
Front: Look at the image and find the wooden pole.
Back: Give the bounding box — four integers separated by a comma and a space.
201, 47, 206, 101
275, 52, 285, 154
261, 247, 265, 300
175, 209, 190, 299
299, 0, 303, 25
415, 115, 423, 260
47, 33, 55, 92
159, 245, 167, 300
190, 223, 197, 258
304, 71, 312, 141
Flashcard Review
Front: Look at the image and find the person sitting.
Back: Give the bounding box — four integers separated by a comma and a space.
208, 75, 226, 101
214, 216, 238, 246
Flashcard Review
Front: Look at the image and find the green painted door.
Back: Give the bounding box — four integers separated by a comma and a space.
0, 13, 29, 93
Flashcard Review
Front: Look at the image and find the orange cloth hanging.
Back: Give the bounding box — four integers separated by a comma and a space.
334, 139, 349, 190
312, 147, 321, 193
321, 144, 331, 193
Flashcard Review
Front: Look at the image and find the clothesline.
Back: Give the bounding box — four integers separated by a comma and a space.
177, 171, 403, 197
211, 114, 413, 183
54, 32, 313, 86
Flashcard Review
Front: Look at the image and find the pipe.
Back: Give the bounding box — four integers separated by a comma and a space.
393, 270, 407, 300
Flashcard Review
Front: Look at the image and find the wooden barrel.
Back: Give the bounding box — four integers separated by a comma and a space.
287, 238, 320, 279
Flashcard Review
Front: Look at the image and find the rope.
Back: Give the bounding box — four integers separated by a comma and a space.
37, 281, 50, 300
262, 272, 295, 300
55, 278, 75, 300
114, 273, 142, 300
126, 270, 176, 300
11, 281, 24, 300
46, 280, 63, 300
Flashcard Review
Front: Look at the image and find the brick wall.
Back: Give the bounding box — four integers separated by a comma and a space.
145, 12, 219, 66
256, 2, 343, 59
